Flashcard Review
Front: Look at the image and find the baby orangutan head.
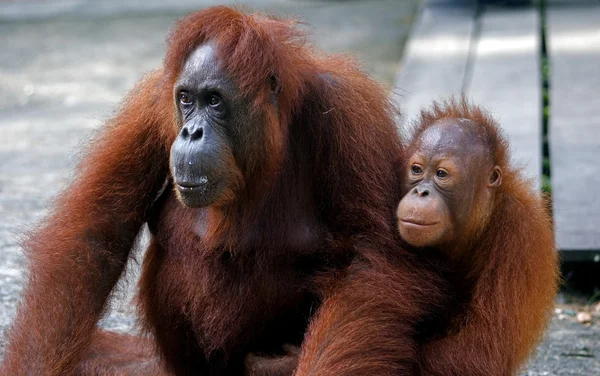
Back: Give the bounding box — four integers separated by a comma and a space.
397, 118, 502, 248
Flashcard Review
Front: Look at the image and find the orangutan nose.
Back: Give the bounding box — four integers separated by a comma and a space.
413, 186, 429, 197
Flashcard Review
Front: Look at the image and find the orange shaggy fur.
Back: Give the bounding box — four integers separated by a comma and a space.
1, 7, 450, 376
411, 99, 559, 375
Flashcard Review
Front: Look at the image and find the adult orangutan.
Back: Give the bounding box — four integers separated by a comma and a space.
0, 7, 450, 376
397, 99, 559, 375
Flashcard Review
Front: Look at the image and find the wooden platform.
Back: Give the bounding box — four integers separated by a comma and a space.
547, 4, 600, 257
395, 1, 600, 258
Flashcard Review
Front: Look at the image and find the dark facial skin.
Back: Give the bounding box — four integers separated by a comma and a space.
396, 119, 502, 248
170, 44, 252, 208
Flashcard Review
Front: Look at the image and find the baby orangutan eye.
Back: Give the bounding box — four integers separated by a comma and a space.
436, 169, 449, 178
411, 165, 423, 174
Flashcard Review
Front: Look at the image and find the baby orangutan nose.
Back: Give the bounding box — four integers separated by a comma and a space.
413, 186, 429, 197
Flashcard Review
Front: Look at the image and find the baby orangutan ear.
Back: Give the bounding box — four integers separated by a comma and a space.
488, 166, 502, 188
269, 74, 282, 95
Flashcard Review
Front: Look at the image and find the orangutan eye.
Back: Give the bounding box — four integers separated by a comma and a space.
411, 165, 423, 174
179, 91, 192, 106
436, 169, 449, 178
208, 94, 221, 107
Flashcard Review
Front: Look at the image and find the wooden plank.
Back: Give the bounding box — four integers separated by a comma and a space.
394, 4, 476, 124
547, 5, 600, 250
468, 7, 542, 187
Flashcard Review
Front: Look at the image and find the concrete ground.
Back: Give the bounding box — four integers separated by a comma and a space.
0, 1, 598, 374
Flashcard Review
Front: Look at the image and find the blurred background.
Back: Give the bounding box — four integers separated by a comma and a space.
0, 0, 598, 374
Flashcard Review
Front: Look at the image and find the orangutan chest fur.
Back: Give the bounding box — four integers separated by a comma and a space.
146, 240, 316, 353
143, 195, 322, 353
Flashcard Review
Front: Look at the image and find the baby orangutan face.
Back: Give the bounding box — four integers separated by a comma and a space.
397, 119, 502, 248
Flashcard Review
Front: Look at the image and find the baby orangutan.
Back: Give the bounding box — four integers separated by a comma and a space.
244, 100, 559, 376
397, 99, 559, 376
